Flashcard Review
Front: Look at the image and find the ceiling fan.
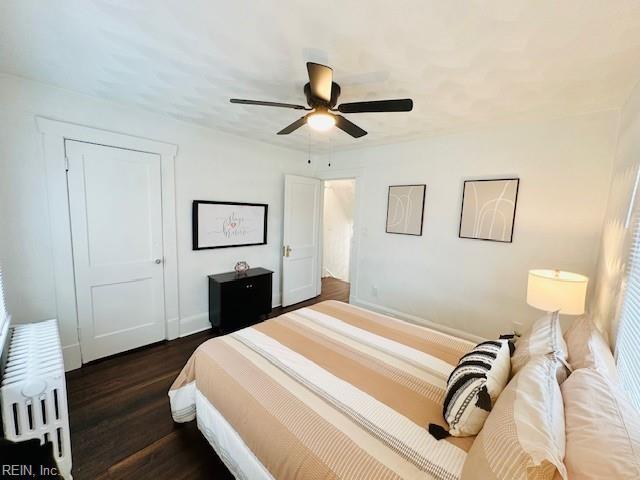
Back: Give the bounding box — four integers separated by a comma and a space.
230, 62, 413, 138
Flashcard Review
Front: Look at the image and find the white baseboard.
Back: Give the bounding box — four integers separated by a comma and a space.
62, 343, 82, 371
62, 314, 205, 370
179, 312, 211, 338
167, 316, 180, 340
272, 293, 281, 309
351, 297, 486, 344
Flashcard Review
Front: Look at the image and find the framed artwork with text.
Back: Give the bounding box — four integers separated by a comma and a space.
192, 200, 268, 250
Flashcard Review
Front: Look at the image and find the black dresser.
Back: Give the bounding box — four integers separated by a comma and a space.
208, 267, 273, 332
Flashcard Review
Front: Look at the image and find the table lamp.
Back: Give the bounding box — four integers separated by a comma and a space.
526, 269, 589, 315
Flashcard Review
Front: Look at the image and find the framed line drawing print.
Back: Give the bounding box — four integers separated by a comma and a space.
192, 200, 268, 250
458, 178, 519, 243
385, 184, 427, 236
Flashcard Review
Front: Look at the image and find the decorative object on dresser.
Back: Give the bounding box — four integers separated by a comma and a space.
208, 267, 273, 332
385, 184, 426, 236
234, 261, 250, 274
458, 178, 519, 243
193, 200, 268, 250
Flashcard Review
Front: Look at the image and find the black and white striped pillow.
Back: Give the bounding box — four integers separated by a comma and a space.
430, 340, 513, 438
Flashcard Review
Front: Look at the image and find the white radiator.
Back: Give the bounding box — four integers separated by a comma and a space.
1, 319, 72, 479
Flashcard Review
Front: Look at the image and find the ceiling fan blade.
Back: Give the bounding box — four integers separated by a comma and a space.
337, 99, 413, 113
230, 98, 308, 110
306, 62, 333, 102
277, 116, 307, 135
335, 115, 367, 138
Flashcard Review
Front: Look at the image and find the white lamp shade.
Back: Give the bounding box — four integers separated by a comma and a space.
527, 269, 588, 315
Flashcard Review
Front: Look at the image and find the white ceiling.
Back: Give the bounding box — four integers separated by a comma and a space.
2, 0, 640, 151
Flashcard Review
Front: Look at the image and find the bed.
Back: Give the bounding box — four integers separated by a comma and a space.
169, 301, 477, 480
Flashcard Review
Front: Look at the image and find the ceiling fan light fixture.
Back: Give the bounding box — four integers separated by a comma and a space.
307, 111, 335, 132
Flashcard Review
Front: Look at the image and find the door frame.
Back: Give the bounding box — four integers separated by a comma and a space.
316, 168, 363, 304
37, 117, 179, 371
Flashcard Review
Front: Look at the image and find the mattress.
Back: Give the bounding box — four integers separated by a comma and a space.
169, 301, 476, 480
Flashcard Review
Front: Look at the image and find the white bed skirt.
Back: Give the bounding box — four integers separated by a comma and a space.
171, 381, 273, 480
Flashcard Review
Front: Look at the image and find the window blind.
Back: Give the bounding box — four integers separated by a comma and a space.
0, 266, 8, 359
0, 266, 7, 335
616, 196, 640, 410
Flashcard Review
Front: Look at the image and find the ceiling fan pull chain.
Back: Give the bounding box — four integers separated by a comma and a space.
308, 130, 312, 164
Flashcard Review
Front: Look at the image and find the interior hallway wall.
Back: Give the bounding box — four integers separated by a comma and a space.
322, 179, 355, 282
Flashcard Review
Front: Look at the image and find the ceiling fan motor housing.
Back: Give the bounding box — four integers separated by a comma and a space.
304, 82, 341, 109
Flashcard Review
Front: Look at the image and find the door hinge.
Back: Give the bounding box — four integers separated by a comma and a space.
64, 155, 70, 172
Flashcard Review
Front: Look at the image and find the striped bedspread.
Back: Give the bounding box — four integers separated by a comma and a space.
169, 301, 476, 480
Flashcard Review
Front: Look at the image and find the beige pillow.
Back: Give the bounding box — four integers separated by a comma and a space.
562, 368, 640, 479
511, 311, 570, 382
564, 316, 618, 380
461, 355, 567, 480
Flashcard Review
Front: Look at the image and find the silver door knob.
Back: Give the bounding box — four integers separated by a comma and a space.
155, 258, 162, 264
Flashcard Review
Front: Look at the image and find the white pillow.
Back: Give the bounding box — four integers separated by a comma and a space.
461, 354, 567, 480
562, 368, 640, 479
431, 339, 512, 438
512, 311, 570, 383
563, 315, 617, 380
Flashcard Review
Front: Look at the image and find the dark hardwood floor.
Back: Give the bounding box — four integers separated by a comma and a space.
65, 277, 349, 480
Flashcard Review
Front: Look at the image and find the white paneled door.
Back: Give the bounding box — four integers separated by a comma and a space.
282, 175, 322, 307
66, 140, 166, 362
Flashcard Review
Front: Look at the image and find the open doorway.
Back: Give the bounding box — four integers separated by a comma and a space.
322, 179, 356, 299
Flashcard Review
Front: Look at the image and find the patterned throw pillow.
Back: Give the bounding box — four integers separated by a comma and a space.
429, 339, 513, 438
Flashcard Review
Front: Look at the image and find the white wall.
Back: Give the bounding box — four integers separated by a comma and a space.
0, 74, 310, 365
592, 81, 640, 345
317, 111, 619, 339
0, 72, 623, 358
322, 179, 355, 281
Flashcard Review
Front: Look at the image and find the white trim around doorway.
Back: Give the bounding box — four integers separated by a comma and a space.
37, 117, 179, 371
